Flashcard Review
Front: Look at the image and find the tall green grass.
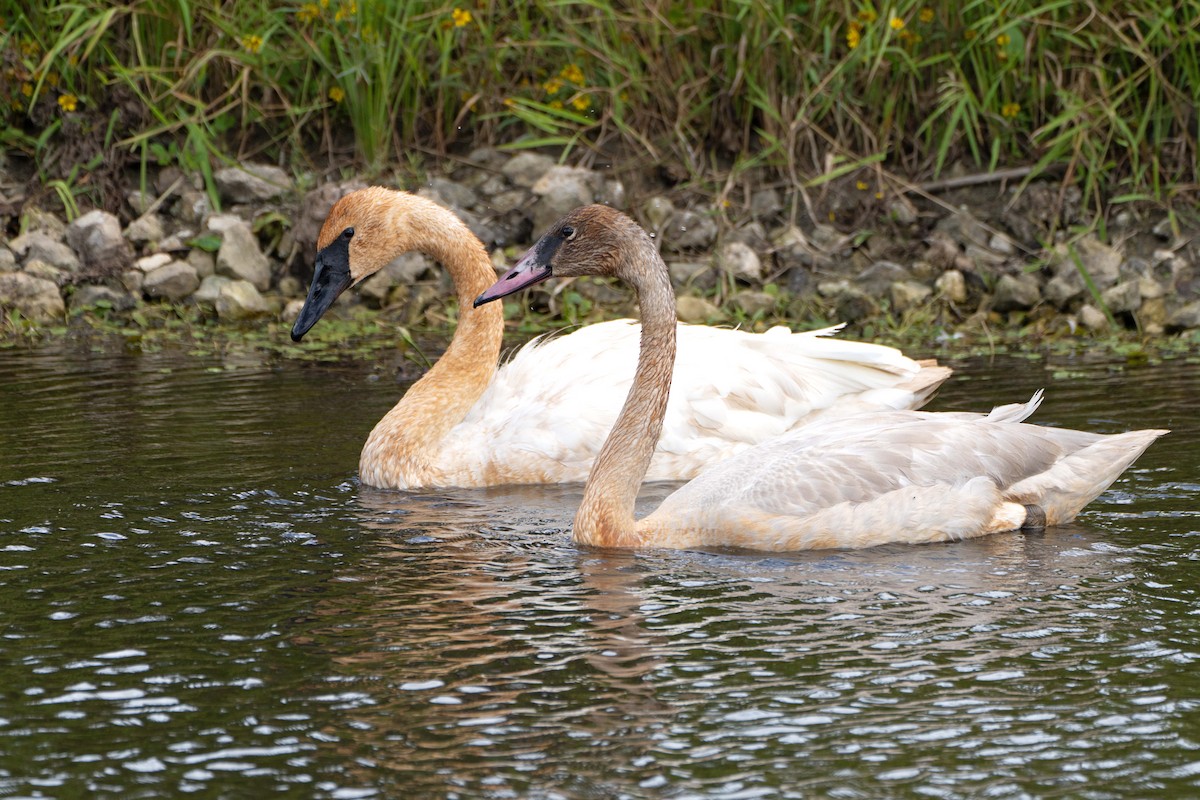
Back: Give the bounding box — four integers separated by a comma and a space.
1, 0, 1197, 213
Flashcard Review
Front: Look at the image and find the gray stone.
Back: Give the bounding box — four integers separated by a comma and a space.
23, 260, 64, 284
135, 253, 173, 273
71, 284, 136, 312
283, 298, 306, 320
818, 280, 878, 322
1079, 304, 1110, 332
205, 213, 244, 233
935, 209, 990, 249
194, 274, 233, 306
730, 290, 776, 316
489, 188, 530, 214
935, 269, 968, 304
120, 270, 144, 295
1139, 276, 1166, 301
125, 214, 165, 247
126, 190, 153, 215
19, 207, 67, 238
216, 222, 272, 291
809, 224, 846, 252
664, 208, 718, 251
176, 189, 213, 226
476, 175, 509, 197
1044, 274, 1083, 309
10, 231, 80, 272
214, 163, 292, 204
1167, 300, 1200, 330
887, 197, 918, 226
0, 247, 15, 272
992, 273, 1042, 312
596, 179, 625, 208
641, 196, 675, 231
668, 261, 714, 290
714, 241, 762, 282
531, 168, 594, 233
988, 233, 1016, 255
66, 209, 131, 272
890, 280, 933, 313
0, 272, 66, 321
1101, 280, 1141, 314
187, 249, 216, 279
750, 188, 783, 219
214, 279, 269, 321
278, 276, 303, 298
424, 177, 478, 209
1050, 236, 1121, 291
675, 295, 725, 324
855, 260, 911, 295
144, 260, 200, 301
501, 152, 556, 188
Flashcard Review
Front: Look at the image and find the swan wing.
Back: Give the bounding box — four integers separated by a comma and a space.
437, 320, 952, 484
641, 404, 1166, 551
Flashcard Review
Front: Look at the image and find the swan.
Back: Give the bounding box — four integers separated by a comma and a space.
291, 186, 952, 489
473, 205, 1167, 550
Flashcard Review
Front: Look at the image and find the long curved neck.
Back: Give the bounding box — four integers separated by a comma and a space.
573, 248, 677, 547
359, 204, 504, 487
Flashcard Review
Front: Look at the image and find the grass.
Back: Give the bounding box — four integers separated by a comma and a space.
1, 1, 1197, 219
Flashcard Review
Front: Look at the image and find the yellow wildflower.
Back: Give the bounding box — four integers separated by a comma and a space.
502, 97, 516, 107
571, 95, 590, 111
298, 3, 320, 23
452, 8, 472, 27
997, 50, 1008, 61
846, 22, 861, 49
919, 7, 934, 23
889, 16, 904, 30
543, 77, 563, 95
559, 63, 584, 85
46, 72, 59, 88
996, 33, 1010, 46
549, 100, 563, 109
857, 9, 877, 23
241, 34, 263, 54
67, 53, 79, 67
21, 82, 32, 97
20, 38, 40, 57
1001, 102, 1019, 118
855, 180, 868, 191
335, 1, 356, 22
328, 86, 345, 103
964, 29, 977, 40
57, 93, 77, 112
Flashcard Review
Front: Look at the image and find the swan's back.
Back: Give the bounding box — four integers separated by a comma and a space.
433, 320, 951, 485
639, 397, 1166, 551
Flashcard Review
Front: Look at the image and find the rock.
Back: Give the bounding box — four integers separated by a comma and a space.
1050, 236, 1121, 295
278, 276, 303, 298
641, 196, 674, 231
66, 209, 132, 274
750, 188, 783, 219
1101, 280, 1141, 314
10, 231, 81, 272
214, 279, 269, 321
1079, 304, 1110, 332
126, 190, 153, 215
730, 290, 776, 316
727, 221, 769, 254
71, 284, 137, 312
935, 269, 968, 304
216, 222, 272, 291
667, 260, 714, 290
144, 260, 200, 301
283, 298, 306, 320
1166, 300, 1200, 330
596, 178, 626, 208
475, 175, 508, 197
664, 208, 718, 251
992, 273, 1042, 312
0, 247, 15, 272
935, 209, 990, 249
1138, 276, 1165, 301
135, 253, 173, 273
194, 274, 232, 306
988, 233, 1016, 255
489, 188, 530, 214
23, 260, 64, 284
675, 295, 725, 324
19, 207, 68, 238
887, 197, 917, 226
1138, 297, 1168, 328
187, 249, 216, 279
214, 163, 292, 204
714, 241, 762, 283
125, 214, 165, 247
890, 280, 933, 313
501, 152, 556, 188
1044, 274, 1083, 309
176, 189, 213, 226
818, 280, 878, 322
204, 213, 244, 233
423, 176, 478, 209
855, 260, 911, 295
120, 270, 144, 295
531, 166, 595, 233
0, 272, 66, 321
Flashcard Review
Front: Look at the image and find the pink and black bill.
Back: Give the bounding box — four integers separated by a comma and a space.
473, 229, 566, 307
291, 228, 355, 341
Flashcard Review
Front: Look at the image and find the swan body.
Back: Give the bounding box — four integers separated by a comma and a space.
474, 205, 1166, 551
292, 187, 951, 489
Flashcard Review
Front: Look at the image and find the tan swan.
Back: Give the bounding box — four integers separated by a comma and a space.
473, 205, 1167, 550
291, 186, 952, 489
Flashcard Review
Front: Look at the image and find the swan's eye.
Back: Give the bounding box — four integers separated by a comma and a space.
561, 225, 576, 240
342, 227, 355, 241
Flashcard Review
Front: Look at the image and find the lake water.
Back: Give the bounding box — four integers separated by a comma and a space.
1, 336, 1197, 799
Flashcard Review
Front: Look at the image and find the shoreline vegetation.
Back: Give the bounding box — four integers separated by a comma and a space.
1, 1, 1198, 362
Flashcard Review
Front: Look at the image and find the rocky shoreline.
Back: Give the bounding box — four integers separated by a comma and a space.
2, 149, 1199, 348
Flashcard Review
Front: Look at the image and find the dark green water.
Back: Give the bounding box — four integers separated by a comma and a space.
1, 338, 1197, 799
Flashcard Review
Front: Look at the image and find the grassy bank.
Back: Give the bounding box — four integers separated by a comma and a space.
2, 1, 1198, 219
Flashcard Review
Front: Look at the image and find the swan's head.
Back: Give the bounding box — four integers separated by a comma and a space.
474, 204, 642, 307
292, 187, 434, 341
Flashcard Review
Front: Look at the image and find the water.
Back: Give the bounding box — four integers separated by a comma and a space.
1, 338, 1198, 799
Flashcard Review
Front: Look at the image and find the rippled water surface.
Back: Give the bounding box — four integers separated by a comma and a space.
1, 339, 1198, 799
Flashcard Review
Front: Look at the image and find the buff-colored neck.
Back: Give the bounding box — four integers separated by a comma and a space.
358, 196, 504, 487
572, 246, 677, 547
